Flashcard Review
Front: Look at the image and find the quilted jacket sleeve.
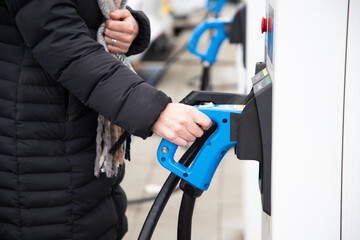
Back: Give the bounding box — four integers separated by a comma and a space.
4, 0, 171, 139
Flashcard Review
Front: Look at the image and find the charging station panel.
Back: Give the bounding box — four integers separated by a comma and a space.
265, 1, 349, 240
341, 1, 360, 239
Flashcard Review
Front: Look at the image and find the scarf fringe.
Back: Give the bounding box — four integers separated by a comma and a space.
94, 0, 133, 178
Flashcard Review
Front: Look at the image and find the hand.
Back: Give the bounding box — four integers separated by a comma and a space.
152, 103, 212, 147
104, 9, 140, 54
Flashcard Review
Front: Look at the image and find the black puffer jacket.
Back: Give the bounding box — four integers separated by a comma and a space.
0, 0, 171, 239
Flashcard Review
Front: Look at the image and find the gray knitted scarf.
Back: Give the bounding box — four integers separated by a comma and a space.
95, 0, 134, 178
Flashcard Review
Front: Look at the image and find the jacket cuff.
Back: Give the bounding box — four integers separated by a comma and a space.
126, 7, 151, 56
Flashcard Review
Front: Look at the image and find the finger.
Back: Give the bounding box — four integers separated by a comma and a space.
106, 42, 129, 53
179, 128, 197, 143
104, 36, 130, 50
104, 28, 132, 44
168, 120, 196, 143
105, 40, 130, 54
171, 137, 188, 148
186, 122, 204, 139
192, 110, 212, 130
167, 131, 190, 147
106, 20, 134, 34
107, 44, 128, 54
153, 124, 189, 147
109, 9, 131, 20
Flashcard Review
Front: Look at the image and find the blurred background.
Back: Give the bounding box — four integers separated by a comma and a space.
120, 0, 360, 240
123, 1, 252, 239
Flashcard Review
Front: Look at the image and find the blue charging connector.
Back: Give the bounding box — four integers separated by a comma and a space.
187, 18, 232, 65
157, 105, 242, 191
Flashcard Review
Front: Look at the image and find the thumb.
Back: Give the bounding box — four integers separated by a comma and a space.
109, 9, 131, 20
192, 109, 212, 130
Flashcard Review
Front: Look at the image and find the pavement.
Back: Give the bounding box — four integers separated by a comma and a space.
122, 6, 245, 240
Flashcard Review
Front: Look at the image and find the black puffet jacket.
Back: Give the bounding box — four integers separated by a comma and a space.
0, 0, 171, 239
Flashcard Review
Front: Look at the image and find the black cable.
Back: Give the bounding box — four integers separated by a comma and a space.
137, 143, 201, 240
177, 181, 204, 240
128, 187, 181, 205
200, 63, 211, 91
177, 193, 196, 240
138, 123, 217, 240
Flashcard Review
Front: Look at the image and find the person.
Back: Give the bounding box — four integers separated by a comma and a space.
0, 1, 212, 240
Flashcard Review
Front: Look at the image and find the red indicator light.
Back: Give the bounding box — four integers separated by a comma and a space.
261, 17, 272, 34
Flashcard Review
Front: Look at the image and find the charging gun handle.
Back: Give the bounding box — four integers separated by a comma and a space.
157, 106, 240, 190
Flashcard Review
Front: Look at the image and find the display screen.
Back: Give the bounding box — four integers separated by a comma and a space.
266, 5, 274, 64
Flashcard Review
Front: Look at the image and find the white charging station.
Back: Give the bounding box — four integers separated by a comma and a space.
240, 0, 360, 239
